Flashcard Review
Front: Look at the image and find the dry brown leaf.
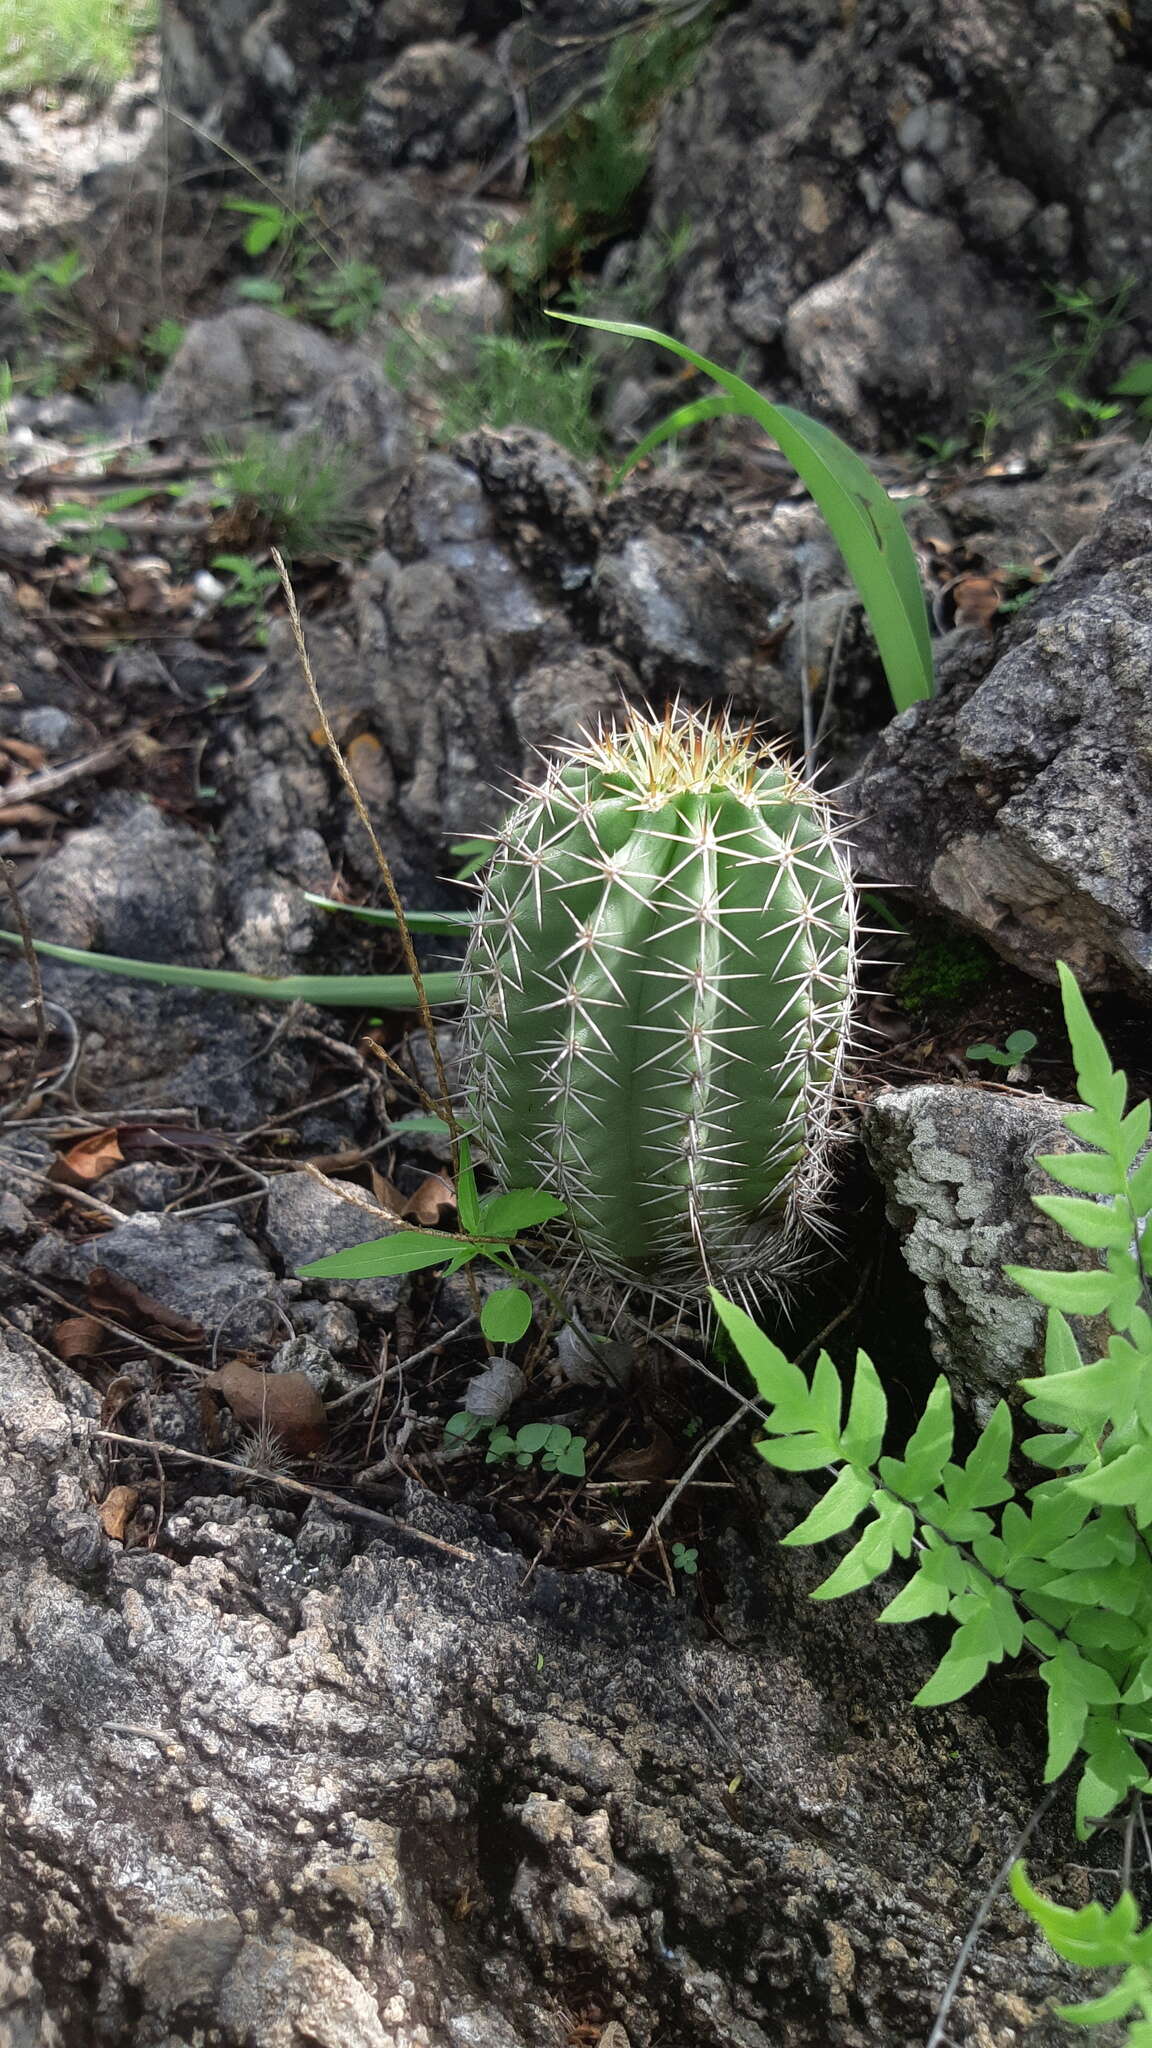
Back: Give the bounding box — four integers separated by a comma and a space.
369, 1168, 453, 1227
608, 1427, 680, 1482
118, 563, 172, 614
404, 1173, 454, 1226
88, 1265, 205, 1343
0, 802, 58, 827
369, 1169, 407, 1219
0, 736, 45, 769
345, 732, 383, 771
951, 574, 1003, 632
55, 1127, 124, 1183
206, 1361, 329, 1457
98, 1485, 140, 1542
54, 1314, 106, 1362
100, 1376, 143, 1429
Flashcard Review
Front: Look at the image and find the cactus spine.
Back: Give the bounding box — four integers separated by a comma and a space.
463, 707, 856, 1298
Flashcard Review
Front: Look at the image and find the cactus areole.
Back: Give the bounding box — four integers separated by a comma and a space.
463, 708, 856, 1297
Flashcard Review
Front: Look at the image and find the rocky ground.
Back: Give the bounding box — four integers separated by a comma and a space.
2, 2, 1152, 2044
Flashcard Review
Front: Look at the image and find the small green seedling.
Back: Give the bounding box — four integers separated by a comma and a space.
916, 431, 969, 465
223, 197, 294, 258
1114, 358, 1152, 418
671, 1542, 699, 1576
1011, 1867, 1152, 2036
45, 484, 165, 554
965, 1028, 1037, 1070
78, 564, 114, 596
296, 259, 385, 338
449, 838, 493, 882
297, 1139, 567, 1347
1054, 386, 1123, 431
0, 249, 85, 306
487, 1421, 587, 1477
141, 319, 186, 363
443, 1412, 587, 1479
212, 554, 280, 610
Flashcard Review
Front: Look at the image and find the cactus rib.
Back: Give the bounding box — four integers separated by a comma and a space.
463, 706, 856, 1297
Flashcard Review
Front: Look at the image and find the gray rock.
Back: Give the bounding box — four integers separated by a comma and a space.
864, 1085, 1104, 1405
0, 493, 53, 563
784, 216, 1038, 444
12, 704, 92, 757
17, 795, 223, 964
510, 650, 634, 761
0, 573, 64, 709
225, 877, 317, 977
268, 1331, 342, 1394
99, 1162, 185, 1214
848, 438, 1152, 990
355, 41, 510, 170
0, 1325, 1098, 2043
264, 1172, 402, 1312
159, 0, 493, 158
0, 1192, 32, 1241
126, 1919, 391, 2048
24, 1213, 279, 1337
146, 308, 365, 441
287, 367, 412, 483
962, 170, 1038, 247
0, 1935, 64, 2048
595, 530, 757, 693
292, 1298, 362, 1355
1081, 107, 1152, 293
294, 147, 510, 289
0, 960, 323, 1129
632, 0, 1151, 444
245, 438, 613, 844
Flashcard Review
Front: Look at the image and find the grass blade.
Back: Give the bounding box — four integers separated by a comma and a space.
303, 893, 474, 933
556, 313, 933, 713
0, 930, 461, 1008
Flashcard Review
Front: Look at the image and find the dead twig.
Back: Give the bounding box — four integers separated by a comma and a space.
0, 740, 131, 813
328, 1315, 476, 1410
632, 1389, 761, 1563
925, 1783, 1063, 2048
93, 1428, 476, 1559
3, 1156, 130, 1222
271, 552, 457, 1140
0, 1260, 205, 1377
0, 857, 49, 1120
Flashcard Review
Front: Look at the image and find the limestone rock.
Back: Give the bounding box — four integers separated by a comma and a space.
18, 795, 223, 964
848, 439, 1152, 990
864, 1085, 1103, 1404
264, 1173, 403, 1313
146, 308, 374, 441
635, 0, 1151, 443
0, 1326, 1091, 2043
785, 216, 1037, 442
24, 1211, 280, 1336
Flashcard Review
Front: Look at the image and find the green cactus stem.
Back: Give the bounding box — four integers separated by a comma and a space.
463, 706, 856, 1297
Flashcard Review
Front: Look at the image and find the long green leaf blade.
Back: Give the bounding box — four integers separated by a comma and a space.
303, 893, 474, 933
0, 930, 461, 1008
298, 1230, 462, 1278
553, 313, 933, 713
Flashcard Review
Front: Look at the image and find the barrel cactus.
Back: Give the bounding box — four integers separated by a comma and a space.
462, 706, 856, 1298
